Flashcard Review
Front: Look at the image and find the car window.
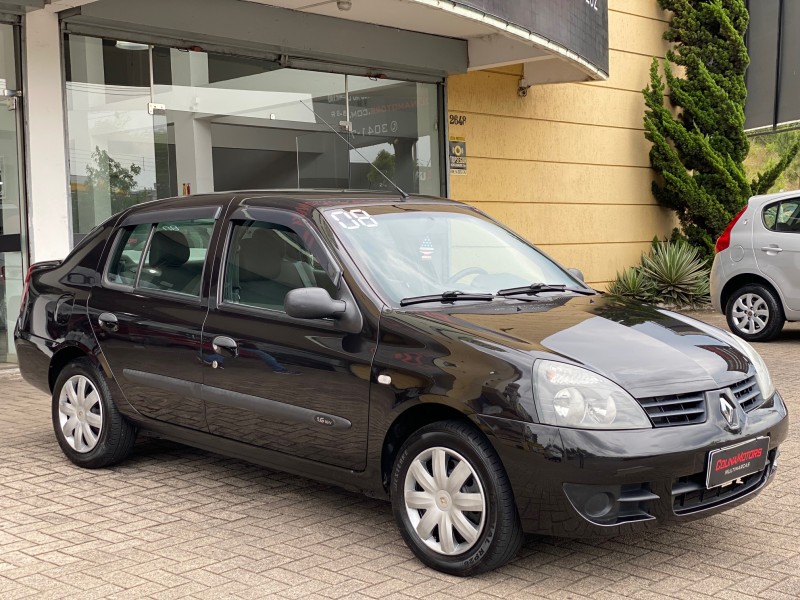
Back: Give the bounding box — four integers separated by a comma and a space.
136, 219, 215, 297
222, 220, 336, 312
107, 218, 216, 293
763, 200, 800, 233
106, 223, 153, 286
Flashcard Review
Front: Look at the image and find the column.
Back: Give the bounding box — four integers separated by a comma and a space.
23, 9, 72, 261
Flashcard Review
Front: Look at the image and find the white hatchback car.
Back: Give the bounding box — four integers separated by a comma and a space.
711, 190, 800, 341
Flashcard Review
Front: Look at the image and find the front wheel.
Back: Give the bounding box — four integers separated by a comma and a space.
725, 284, 784, 342
52, 358, 137, 468
390, 420, 522, 575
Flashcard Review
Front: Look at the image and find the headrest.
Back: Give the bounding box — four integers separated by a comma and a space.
238, 228, 285, 281
149, 230, 190, 268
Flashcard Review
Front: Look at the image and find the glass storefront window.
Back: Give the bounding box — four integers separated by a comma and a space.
66, 34, 444, 240
0, 22, 24, 364
65, 36, 159, 244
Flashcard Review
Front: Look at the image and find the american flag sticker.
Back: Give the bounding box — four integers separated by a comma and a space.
419, 236, 434, 261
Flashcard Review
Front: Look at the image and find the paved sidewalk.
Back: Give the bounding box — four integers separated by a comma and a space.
1, 312, 798, 599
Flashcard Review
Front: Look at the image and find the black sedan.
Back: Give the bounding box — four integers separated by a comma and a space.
15, 191, 788, 575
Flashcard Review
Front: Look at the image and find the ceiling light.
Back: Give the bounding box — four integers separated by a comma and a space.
115, 40, 149, 51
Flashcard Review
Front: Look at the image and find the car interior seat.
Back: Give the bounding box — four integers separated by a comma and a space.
140, 230, 200, 295
237, 229, 294, 309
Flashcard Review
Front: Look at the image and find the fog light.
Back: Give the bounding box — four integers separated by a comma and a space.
585, 492, 614, 519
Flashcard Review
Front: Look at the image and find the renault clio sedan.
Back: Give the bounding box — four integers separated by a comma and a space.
16, 192, 788, 575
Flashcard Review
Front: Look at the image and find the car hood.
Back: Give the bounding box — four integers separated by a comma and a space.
396, 295, 751, 398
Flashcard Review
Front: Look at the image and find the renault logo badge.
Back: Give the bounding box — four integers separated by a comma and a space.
719, 394, 740, 431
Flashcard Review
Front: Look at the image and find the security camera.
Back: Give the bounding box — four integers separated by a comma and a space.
518, 86, 529, 97
337, 0, 352, 10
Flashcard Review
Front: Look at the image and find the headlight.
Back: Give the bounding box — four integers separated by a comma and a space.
720, 335, 775, 400
534, 360, 651, 430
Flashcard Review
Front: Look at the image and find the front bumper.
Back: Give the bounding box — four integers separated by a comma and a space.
481, 391, 789, 538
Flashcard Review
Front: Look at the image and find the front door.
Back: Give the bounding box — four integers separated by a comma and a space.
202, 207, 374, 470
0, 22, 25, 363
87, 204, 222, 429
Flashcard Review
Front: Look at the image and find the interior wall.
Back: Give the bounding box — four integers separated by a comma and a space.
447, 0, 677, 289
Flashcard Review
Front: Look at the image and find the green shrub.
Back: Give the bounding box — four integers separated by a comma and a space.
606, 267, 653, 303
607, 241, 710, 309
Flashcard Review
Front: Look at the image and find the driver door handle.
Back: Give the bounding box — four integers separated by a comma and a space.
761, 245, 783, 253
212, 335, 238, 357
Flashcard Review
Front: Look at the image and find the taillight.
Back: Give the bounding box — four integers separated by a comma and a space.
715, 206, 748, 254
19, 265, 35, 312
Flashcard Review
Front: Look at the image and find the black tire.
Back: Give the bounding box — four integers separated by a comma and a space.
390, 420, 522, 576
52, 358, 137, 468
725, 284, 785, 342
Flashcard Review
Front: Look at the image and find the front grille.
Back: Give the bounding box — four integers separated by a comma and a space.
731, 375, 765, 412
637, 373, 764, 428
671, 449, 775, 514
637, 391, 707, 427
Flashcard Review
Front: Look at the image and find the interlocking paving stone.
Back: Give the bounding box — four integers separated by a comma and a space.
0, 312, 798, 599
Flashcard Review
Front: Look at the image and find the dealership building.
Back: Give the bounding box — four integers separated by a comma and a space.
0, 0, 793, 364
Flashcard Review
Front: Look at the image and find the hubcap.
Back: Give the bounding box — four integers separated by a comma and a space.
58, 375, 103, 453
403, 447, 486, 556
731, 293, 769, 334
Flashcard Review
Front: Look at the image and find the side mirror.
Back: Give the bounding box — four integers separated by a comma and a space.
567, 268, 585, 283
284, 287, 346, 320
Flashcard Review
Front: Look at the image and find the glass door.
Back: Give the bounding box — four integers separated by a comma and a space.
150, 48, 351, 194
64, 34, 447, 235
0, 22, 24, 364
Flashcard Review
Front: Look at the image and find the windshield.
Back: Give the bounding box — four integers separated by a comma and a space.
323, 205, 584, 304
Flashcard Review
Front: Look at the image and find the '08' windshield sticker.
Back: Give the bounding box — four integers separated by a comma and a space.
330, 209, 379, 230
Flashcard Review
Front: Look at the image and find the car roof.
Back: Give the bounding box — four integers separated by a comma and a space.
120, 189, 466, 217
749, 189, 800, 206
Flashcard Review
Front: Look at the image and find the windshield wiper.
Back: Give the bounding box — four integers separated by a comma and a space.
496, 283, 597, 297
399, 291, 495, 307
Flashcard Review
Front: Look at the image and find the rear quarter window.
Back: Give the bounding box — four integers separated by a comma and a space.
763, 199, 800, 232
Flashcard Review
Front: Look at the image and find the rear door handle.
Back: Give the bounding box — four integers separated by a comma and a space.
212, 335, 238, 357
98, 312, 119, 332
761, 246, 783, 253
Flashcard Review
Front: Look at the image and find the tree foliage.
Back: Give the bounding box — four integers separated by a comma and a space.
367, 149, 396, 189
747, 130, 800, 193
85, 146, 147, 215
643, 0, 800, 260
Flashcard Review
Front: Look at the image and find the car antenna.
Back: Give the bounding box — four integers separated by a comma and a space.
300, 99, 409, 200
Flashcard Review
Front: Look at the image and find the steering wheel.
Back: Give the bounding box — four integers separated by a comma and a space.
446, 267, 488, 285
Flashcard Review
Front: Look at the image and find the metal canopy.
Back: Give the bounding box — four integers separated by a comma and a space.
55, 0, 609, 83
745, 0, 800, 132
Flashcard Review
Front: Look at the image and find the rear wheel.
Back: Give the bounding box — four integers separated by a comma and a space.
390, 420, 522, 575
52, 358, 137, 468
725, 284, 784, 342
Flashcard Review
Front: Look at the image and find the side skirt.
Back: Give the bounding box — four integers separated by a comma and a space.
132, 414, 388, 500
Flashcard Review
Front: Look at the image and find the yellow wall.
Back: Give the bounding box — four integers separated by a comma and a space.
447, 0, 677, 289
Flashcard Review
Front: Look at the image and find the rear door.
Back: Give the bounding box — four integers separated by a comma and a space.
87, 204, 223, 430
201, 206, 375, 470
754, 197, 800, 311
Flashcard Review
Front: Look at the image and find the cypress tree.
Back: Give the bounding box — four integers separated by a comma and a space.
643, 0, 799, 259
